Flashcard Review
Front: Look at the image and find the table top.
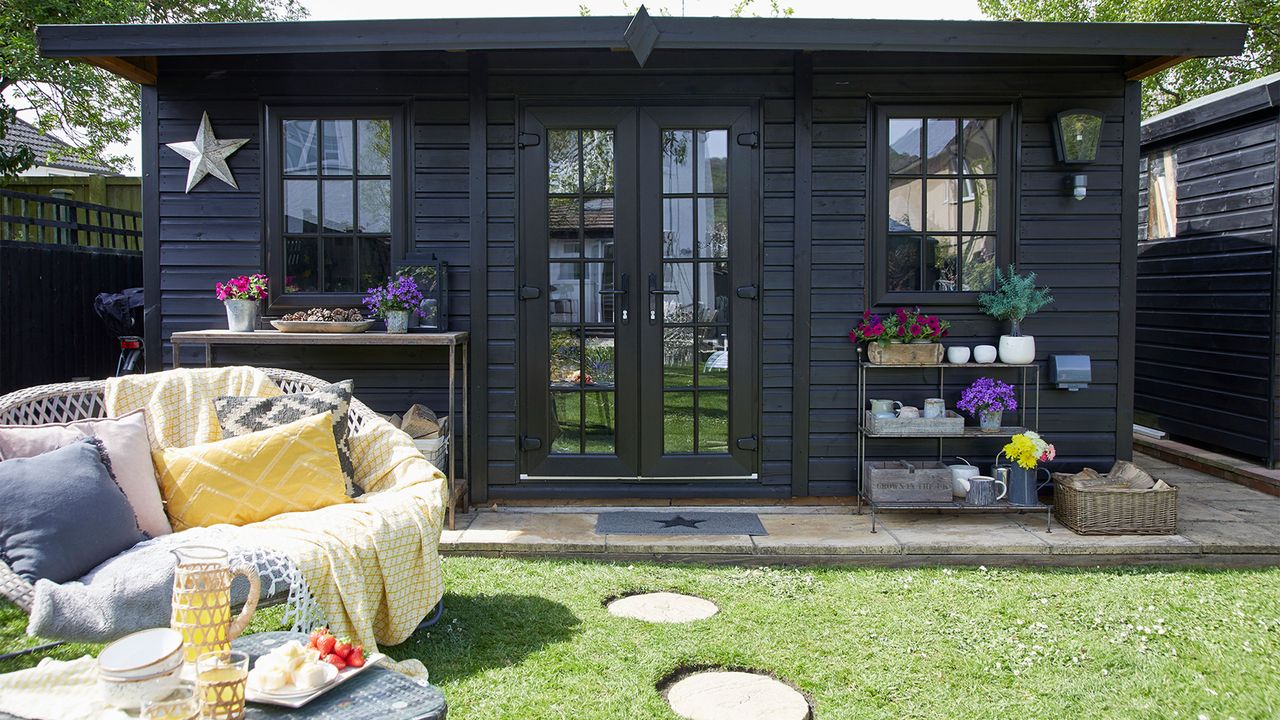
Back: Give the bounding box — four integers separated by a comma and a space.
172, 329, 469, 346
237, 632, 446, 720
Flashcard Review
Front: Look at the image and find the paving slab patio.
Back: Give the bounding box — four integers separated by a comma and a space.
441, 453, 1280, 564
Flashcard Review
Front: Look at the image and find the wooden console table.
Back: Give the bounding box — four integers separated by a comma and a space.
171, 329, 469, 528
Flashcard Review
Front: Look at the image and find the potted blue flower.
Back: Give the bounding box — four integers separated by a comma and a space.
363, 275, 424, 334
957, 377, 1018, 432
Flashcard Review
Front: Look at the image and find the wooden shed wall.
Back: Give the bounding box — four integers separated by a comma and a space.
147, 49, 1135, 499
1137, 114, 1280, 465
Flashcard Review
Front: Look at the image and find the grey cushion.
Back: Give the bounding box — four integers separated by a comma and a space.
0, 438, 148, 584
215, 380, 356, 493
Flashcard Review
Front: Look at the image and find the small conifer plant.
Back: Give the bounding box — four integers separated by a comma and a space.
977, 265, 1053, 337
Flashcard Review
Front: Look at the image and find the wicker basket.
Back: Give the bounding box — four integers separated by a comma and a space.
1052, 474, 1178, 535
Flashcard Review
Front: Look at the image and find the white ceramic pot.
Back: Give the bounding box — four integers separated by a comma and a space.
973, 344, 998, 364
946, 346, 971, 364
999, 335, 1036, 365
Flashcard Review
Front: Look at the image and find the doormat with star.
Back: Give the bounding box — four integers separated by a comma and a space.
594, 511, 767, 535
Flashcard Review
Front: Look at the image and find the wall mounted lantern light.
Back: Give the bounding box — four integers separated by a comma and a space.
1051, 108, 1105, 201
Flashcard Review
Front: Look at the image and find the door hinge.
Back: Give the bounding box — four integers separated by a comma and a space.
736, 131, 759, 148
735, 284, 758, 299
736, 435, 759, 451
519, 285, 541, 300
518, 132, 542, 149
520, 435, 543, 451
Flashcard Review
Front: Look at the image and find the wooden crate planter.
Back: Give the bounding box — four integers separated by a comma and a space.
864, 460, 952, 502
1051, 475, 1178, 535
867, 342, 944, 365
865, 410, 964, 436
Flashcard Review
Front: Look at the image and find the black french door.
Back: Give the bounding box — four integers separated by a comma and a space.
519, 105, 758, 483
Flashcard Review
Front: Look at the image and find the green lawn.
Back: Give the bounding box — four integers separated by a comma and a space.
5, 559, 1278, 719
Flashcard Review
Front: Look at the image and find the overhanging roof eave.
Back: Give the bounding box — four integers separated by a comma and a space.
36, 15, 1248, 70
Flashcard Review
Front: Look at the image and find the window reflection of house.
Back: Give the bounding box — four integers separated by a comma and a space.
548, 197, 615, 323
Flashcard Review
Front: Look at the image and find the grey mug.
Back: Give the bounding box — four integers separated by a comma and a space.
964, 475, 1008, 506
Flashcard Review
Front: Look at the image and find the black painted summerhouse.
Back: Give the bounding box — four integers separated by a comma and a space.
37, 12, 1245, 501
1137, 73, 1280, 467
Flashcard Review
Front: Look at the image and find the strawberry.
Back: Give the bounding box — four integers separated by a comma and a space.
346, 646, 365, 668
308, 627, 330, 649
323, 653, 347, 671
316, 633, 337, 656
333, 639, 352, 660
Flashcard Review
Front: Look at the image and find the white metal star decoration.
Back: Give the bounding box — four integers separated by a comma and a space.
166, 112, 250, 192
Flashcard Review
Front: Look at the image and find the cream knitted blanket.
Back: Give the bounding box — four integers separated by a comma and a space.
104, 366, 445, 675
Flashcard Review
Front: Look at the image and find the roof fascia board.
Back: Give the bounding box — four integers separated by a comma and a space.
1142, 75, 1280, 145
37, 16, 1247, 61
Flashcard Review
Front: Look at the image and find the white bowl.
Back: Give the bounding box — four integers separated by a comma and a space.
946, 346, 971, 364
98, 664, 183, 710
973, 344, 998, 364
98, 628, 184, 679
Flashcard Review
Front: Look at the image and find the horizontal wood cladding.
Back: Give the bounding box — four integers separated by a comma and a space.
1136, 115, 1278, 465
150, 50, 1137, 497
805, 69, 1128, 493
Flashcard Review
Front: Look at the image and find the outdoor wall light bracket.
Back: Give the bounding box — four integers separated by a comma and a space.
1051, 108, 1104, 201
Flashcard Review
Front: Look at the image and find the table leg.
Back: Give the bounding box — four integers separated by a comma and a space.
462, 340, 469, 517
204, 343, 212, 368
172, 340, 183, 369
447, 345, 456, 532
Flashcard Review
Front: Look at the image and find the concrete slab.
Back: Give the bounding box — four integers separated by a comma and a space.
454, 512, 605, 553
1179, 521, 1280, 553
875, 513, 1048, 554
604, 532, 755, 554
1171, 480, 1272, 502
666, 671, 809, 720
1201, 497, 1280, 524
1022, 522, 1199, 555
607, 592, 718, 623
751, 513, 902, 555
1177, 500, 1255, 524
440, 512, 476, 545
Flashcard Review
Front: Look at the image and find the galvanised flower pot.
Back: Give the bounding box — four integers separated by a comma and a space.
979, 410, 1003, 432
385, 310, 410, 334
223, 299, 258, 332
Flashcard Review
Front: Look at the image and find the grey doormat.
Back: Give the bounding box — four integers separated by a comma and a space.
595, 511, 767, 535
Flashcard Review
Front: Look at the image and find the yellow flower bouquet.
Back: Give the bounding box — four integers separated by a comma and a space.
1002, 431, 1055, 470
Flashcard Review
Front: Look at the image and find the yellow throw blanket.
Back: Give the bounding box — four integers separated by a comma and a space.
105, 366, 446, 676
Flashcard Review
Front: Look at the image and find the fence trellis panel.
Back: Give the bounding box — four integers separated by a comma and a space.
0, 188, 142, 251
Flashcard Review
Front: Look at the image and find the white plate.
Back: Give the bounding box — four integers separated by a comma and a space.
244, 652, 385, 709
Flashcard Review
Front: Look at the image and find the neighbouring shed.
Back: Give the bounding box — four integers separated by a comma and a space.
1137, 73, 1280, 467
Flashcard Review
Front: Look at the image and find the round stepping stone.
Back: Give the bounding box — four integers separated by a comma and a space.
606, 592, 718, 623
666, 671, 810, 720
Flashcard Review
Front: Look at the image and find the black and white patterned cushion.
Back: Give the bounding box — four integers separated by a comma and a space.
214, 380, 356, 493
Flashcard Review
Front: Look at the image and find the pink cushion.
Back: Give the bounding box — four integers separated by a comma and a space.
0, 409, 172, 537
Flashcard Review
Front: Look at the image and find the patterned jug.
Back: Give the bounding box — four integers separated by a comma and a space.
170, 546, 260, 662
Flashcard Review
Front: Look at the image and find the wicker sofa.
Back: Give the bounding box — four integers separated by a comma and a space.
0, 368, 384, 615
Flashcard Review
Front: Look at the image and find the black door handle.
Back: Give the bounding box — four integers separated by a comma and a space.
648, 272, 679, 324
597, 273, 629, 324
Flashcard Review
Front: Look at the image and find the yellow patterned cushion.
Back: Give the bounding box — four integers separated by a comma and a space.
152, 411, 349, 530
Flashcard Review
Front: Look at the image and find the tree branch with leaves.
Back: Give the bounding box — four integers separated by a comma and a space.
0, 0, 308, 178
977, 0, 1278, 117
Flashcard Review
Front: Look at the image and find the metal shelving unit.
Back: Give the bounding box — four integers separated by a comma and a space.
855, 346, 1051, 532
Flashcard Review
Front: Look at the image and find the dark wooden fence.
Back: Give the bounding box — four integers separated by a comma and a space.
1, 188, 144, 393
0, 188, 142, 250
1135, 234, 1275, 464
